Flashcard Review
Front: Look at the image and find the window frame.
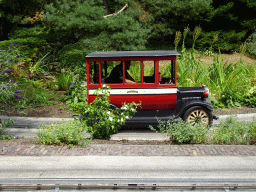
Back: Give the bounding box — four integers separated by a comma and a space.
86, 56, 177, 89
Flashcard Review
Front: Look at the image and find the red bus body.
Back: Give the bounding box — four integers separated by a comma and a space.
85, 51, 215, 127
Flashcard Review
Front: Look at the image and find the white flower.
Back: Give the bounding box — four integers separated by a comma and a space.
121, 118, 124, 122
103, 84, 106, 87
131, 108, 135, 111
121, 106, 127, 110
126, 116, 129, 119
107, 111, 111, 115
118, 119, 120, 122
243, 133, 247, 138
109, 117, 113, 121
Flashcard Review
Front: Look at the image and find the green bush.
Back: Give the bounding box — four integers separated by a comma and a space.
248, 121, 256, 144
151, 115, 256, 145
72, 86, 140, 139
209, 116, 252, 145
36, 120, 90, 146
4, 82, 59, 107
8, 25, 44, 39
63, 79, 87, 109
0, 118, 15, 140
245, 30, 256, 56
191, 30, 247, 53
0, 82, 18, 105
0, 37, 47, 61
56, 70, 74, 91
240, 86, 256, 107
175, 47, 256, 108
150, 117, 208, 144
58, 41, 86, 70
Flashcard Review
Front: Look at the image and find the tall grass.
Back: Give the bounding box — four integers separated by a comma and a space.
150, 115, 256, 145
170, 25, 256, 107
174, 49, 256, 107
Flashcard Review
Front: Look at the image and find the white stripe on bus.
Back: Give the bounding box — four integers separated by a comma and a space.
89, 88, 177, 95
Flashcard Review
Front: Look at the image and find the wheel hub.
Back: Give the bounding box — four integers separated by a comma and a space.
187, 109, 209, 127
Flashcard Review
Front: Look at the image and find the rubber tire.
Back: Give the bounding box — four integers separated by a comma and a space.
182, 106, 213, 127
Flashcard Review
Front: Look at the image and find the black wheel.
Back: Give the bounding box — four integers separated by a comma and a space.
183, 106, 213, 127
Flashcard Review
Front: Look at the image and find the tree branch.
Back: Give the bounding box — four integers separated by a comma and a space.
103, 3, 128, 18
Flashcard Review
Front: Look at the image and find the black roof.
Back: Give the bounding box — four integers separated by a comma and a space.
86, 50, 180, 58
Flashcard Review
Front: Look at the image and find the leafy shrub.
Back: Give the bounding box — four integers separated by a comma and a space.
248, 121, 256, 144
0, 38, 47, 62
73, 86, 140, 139
63, 79, 87, 110
0, 82, 18, 105
5, 82, 58, 107
58, 41, 86, 70
218, 89, 241, 108
36, 120, 90, 146
191, 30, 247, 53
8, 25, 44, 39
209, 116, 251, 145
151, 115, 256, 145
150, 117, 208, 144
0, 40, 26, 81
176, 48, 255, 108
0, 118, 15, 140
176, 49, 209, 87
56, 69, 74, 91
240, 86, 256, 107
245, 30, 256, 56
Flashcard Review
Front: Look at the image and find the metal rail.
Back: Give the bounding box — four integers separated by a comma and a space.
0, 178, 256, 191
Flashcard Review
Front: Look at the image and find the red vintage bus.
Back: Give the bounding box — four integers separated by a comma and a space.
86, 51, 217, 127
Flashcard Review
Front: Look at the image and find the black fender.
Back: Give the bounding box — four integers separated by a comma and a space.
109, 103, 118, 109
176, 100, 213, 118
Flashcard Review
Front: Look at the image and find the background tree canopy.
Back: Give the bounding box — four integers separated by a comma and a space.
43, 0, 150, 53
0, 0, 255, 70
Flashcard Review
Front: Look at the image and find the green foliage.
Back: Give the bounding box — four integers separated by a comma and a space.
43, 0, 150, 53
150, 117, 208, 144
8, 25, 44, 39
72, 86, 140, 139
208, 55, 251, 93
127, 63, 141, 83
152, 116, 256, 145
0, 37, 47, 61
209, 116, 252, 145
58, 41, 86, 70
63, 79, 87, 110
0, 118, 15, 140
132, 0, 213, 39
21, 83, 57, 105
0, 40, 25, 80
56, 69, 74, 91
174, 31, 182, 51
239, 86, 256, 107
81, 13, 150, 53
1, 82, 59, 110
36, 120, 90, 146
194, 30, 247, 53
29, 51, 51, 78
176, 49, 209, 87
0, 118, 15, 129
176, 48, 256, 108
0, 82, 18, 104
245, 29, 256, 56
218, 89, 241, 108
